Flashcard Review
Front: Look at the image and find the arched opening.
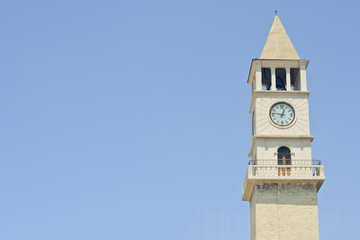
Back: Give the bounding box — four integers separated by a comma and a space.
278, 146, 291, 176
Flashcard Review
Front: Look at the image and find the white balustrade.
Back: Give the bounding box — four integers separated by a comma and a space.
247, 159, 323, 178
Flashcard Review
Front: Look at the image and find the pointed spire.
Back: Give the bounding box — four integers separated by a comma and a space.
260, 13, 300, 59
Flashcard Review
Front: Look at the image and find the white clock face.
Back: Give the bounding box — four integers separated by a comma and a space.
270, 102, 295, 126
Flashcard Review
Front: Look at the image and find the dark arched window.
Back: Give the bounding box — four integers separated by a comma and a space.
278, 146, 291, 176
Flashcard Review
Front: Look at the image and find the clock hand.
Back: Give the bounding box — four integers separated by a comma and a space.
281, 109, 285, 117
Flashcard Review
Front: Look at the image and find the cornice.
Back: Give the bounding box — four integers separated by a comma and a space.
249, 90, 310, 113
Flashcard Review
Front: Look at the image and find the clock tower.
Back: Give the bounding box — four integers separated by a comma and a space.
242, 13, 325, 240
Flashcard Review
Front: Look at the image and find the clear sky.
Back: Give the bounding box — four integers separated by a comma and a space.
1, 0, 359, 239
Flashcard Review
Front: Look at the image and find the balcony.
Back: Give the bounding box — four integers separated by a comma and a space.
242, 159, 325, 201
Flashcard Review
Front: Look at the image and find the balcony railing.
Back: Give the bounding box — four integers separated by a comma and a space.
245, 159, 324, 178
242, 159, 325, 201
248, 159, 321, 165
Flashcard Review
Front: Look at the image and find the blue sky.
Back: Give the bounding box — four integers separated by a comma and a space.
1, 1, 359, 239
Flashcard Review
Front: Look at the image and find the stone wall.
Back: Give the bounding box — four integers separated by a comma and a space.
250, 183, 319, 240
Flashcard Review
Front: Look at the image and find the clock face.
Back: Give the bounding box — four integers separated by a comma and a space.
270, 102, 295, 126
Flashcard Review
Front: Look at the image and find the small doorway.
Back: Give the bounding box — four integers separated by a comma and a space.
278, 146, 291, 176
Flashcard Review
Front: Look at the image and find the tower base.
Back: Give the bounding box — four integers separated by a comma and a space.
250, 183, 320, 240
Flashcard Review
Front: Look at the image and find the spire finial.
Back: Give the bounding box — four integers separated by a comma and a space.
275, 10, 278, 15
